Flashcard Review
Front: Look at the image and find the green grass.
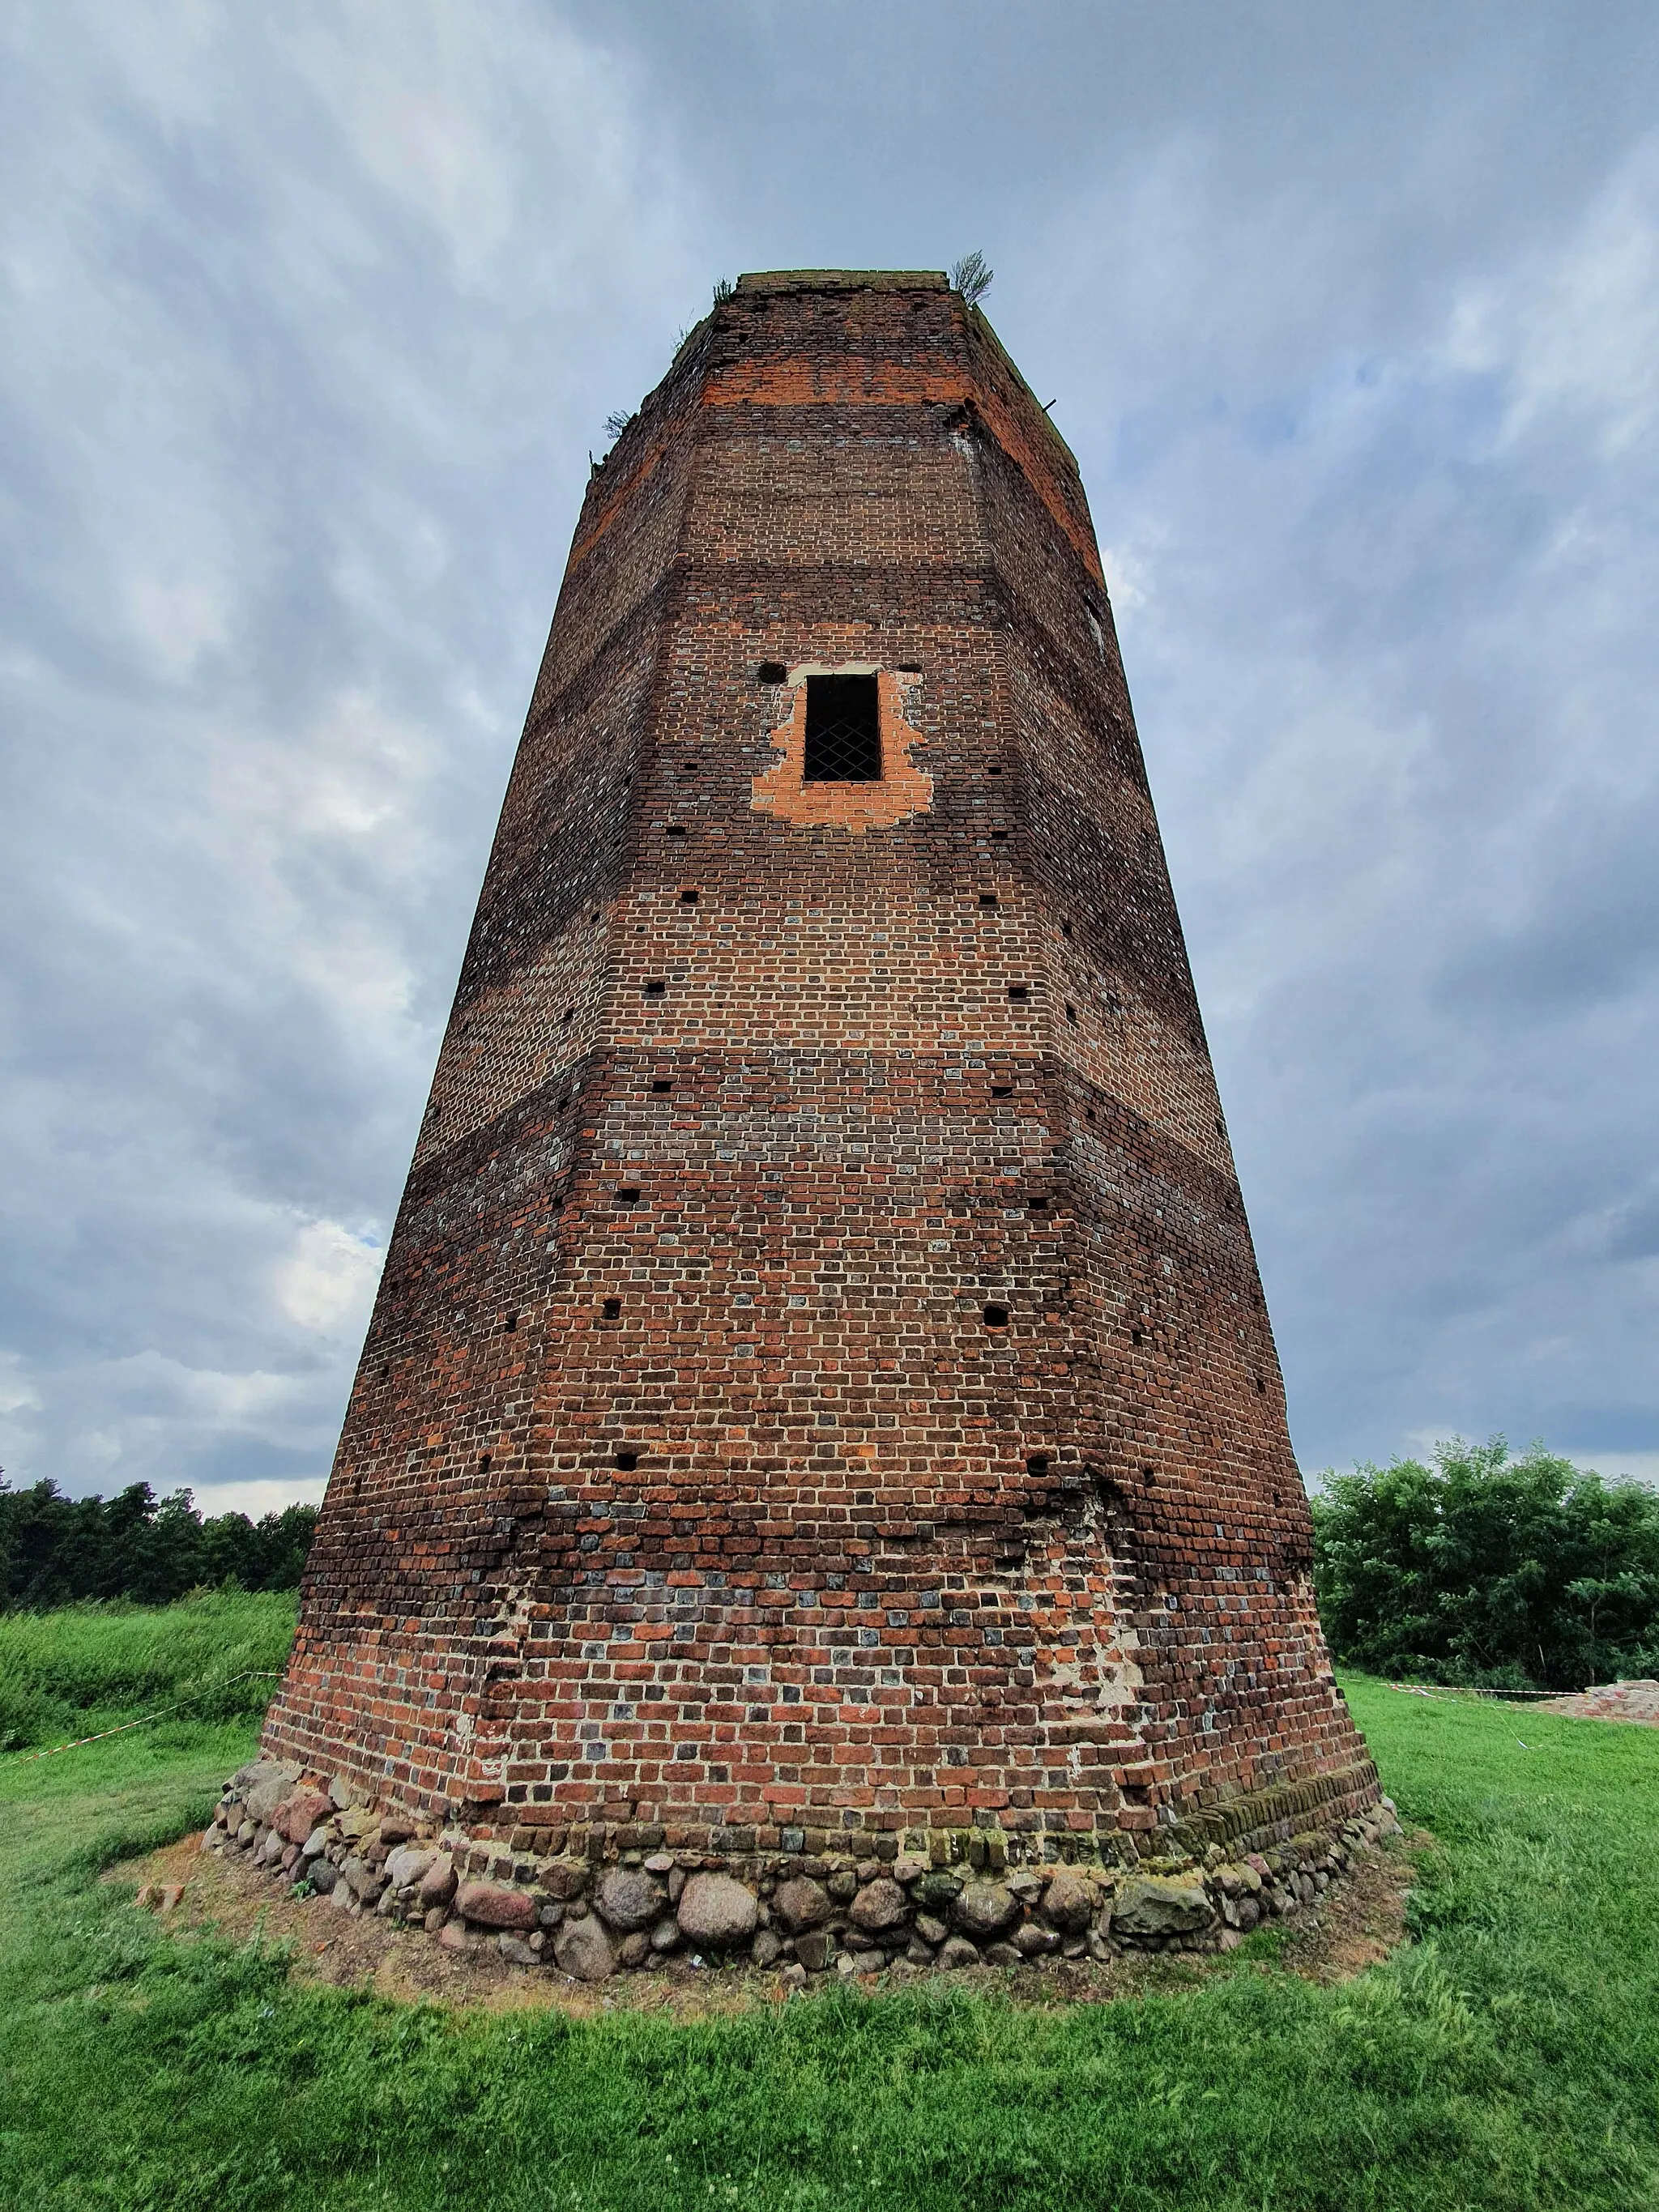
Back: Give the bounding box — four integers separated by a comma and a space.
0, 1589, 297, 1751
1, 1620, 1657, 2209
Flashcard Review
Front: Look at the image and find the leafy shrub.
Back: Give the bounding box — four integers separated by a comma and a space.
1310, 1436, 1659, 1691
0, 1478, 317, 1611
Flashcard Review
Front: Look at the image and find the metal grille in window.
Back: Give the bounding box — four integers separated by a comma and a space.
804, 675, 881, 782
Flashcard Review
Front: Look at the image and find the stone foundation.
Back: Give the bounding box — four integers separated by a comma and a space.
203, 1757, 1398, 1984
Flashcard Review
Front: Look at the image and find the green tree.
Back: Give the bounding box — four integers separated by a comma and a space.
0, 1477, 318, 1610
1311, 1437, 1659, 1690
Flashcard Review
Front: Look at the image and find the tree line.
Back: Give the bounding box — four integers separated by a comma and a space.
0, 1477, 318, 1610
5, 1439, 1656, 1692
1310, 1437, 1659, 1693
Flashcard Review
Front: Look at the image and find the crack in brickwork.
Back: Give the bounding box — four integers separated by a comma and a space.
261, 270, 1378, 1861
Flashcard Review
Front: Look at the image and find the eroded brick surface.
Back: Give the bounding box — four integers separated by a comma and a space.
262, 270, 1377, 1860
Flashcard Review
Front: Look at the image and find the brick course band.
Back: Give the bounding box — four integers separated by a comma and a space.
260, 269, 1379, 1867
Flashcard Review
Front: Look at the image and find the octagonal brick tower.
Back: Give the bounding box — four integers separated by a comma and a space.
262, 270, 1378, 1869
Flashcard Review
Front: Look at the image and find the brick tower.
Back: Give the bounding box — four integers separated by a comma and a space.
262, 270, 1378, 1875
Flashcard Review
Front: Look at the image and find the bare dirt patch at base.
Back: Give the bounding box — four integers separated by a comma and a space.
109, 1829, 1420, 2020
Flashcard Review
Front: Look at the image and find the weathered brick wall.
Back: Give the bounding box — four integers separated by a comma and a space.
262, 269, 1376, 1856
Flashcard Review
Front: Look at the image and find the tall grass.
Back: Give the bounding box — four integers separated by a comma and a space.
0, 1588, 296, 1750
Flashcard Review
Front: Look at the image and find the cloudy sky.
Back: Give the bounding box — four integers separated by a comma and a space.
2, 2, 1657, 1515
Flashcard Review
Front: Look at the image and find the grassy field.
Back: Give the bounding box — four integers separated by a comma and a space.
1, 1609, 1657, 2209
0, 1589, 298, 1751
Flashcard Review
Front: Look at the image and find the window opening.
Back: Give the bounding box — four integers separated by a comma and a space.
804, 674, 881, 782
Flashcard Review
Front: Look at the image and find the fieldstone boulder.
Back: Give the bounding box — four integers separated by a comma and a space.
241, 1764, 301, 1825
339, 1855, 386, 1904
553, 1914, 616, 1981
1014, 1923, 1060, 1956
913, 1870, 964, 1912
277, 1790, 333, 1845
1041, 1869, 1100, 1934
952, 1882, 1021, 1940
937, 1936, 981, 1969
1111, 1876, 1214, 1938
847, 1878, 908, 1935
794, 1929, 834, 1971
676, 1873, 758, 1950
772, 1877, 832, 1934
539, 1860, 590, 1901
386, 1845, 437, 1890
595, 1867, 664, 1933
418, 1853, 457, 1909
455, 1880, 538, 1933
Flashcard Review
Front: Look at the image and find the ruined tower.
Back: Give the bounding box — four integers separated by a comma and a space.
262, 270, 1378, 1874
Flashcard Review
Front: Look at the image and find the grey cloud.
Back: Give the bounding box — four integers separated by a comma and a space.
2, 0, 1657, 1505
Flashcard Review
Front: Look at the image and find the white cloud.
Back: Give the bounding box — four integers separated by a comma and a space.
2, 0, 1656, 1513
190, 1475, 331, 1518
274, 1219, 383, 1336
1448, 131, 1659, 454
0, 0, 712, 1504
